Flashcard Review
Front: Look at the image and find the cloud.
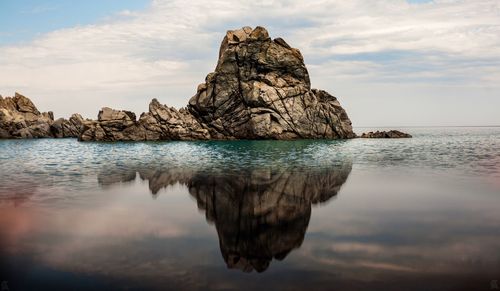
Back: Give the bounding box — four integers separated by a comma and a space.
0, 0, 499, 125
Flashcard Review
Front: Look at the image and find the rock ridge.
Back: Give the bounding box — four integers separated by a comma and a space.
79, 26, 356, 141
0, 92, 84, 139
1, 27, 412, 141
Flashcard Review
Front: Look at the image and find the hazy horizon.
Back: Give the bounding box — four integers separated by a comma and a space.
1, 0, 499, 127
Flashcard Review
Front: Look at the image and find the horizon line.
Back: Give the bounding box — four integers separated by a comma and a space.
353, 125, 500, 128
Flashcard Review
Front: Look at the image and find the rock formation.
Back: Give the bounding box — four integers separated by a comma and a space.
80, 102, 210, 141
0, 92, 85, 139
2, 28, 415, 141
50, 114, 86, 138
361, 130, 412, 138
97, 162, 352, 272
80, 26, 355, 141
0, 93, 54, 138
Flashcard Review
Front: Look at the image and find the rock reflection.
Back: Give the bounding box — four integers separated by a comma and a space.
98, 163, 352, 272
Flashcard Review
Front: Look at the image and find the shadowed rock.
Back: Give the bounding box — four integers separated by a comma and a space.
50, 114, 86, 138
361, 130, 412, 138
80, 26, 355, 141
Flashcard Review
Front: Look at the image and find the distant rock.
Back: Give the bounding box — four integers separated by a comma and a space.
0, 92, 84, 139
360, 130, 412, 138
80, 26, 355, 141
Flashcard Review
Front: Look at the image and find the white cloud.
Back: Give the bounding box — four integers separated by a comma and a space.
0, 0, 499, 125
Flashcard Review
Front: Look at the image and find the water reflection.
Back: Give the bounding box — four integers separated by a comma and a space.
2, 137, 499, 290
97, 162, 352, 272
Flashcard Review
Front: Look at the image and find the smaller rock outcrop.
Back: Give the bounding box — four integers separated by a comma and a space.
0, 93, 85, 139
360, 130, 412, 138
79, 100, 211, 141
0, 93, 54, 138
50, 114, 86, 138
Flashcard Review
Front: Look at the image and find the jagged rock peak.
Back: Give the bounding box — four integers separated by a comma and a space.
186, 25, 355, 140
79, 26, 356, 141
0, 92, 41, 115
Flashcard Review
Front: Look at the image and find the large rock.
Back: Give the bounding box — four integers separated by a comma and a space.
188, 26, 354, 139
80, 26, 355, 141
0, 93, 86, 138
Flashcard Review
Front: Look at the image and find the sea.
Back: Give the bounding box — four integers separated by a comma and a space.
0, 127, 499, 290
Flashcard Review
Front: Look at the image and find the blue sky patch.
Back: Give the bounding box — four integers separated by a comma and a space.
0, 0, 150, 44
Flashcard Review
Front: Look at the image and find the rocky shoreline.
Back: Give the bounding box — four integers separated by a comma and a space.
0, 26, 411, 141
0, 92, 86, 139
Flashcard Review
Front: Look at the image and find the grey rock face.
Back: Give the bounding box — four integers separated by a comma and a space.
0, 93, 86, 139
80, 26, 355, 141
360, 130, 412, 138
188, 26, 354, 139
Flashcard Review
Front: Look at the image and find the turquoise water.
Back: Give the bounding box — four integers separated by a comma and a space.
0, 127, 499, 290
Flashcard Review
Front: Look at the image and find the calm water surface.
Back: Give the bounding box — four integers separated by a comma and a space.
0, 127, 499, 290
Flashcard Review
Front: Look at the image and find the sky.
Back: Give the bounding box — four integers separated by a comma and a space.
0, 0, 499, 127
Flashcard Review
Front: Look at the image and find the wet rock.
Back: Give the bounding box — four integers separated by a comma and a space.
360, 130, 412, 138
80, 26, 355, 141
